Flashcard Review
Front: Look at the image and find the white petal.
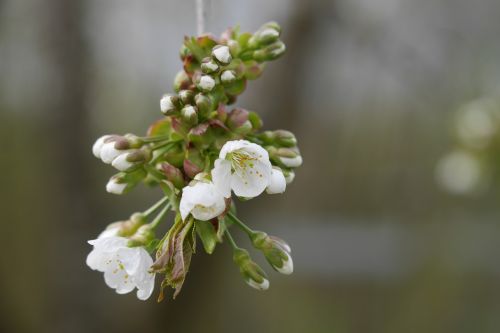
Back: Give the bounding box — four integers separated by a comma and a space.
97, 226, 120, 239
100, 142, 122, 164
279, 155, 303, 168
211, 159, 232, 198
92, 135, 111, 158
136, 277, 155, 300
111, 153, 134, 171
276, 252, 293, 275
180, 181, 226, 220
266, 168, 286, 194
219, 140, 252, 159
106, 179, 127, 195
230, 160, 271, 198
246, 278, 269, 291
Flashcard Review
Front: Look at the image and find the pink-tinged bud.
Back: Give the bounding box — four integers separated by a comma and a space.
227, 108, 249, 129
183, 159, 202, 179
161, 162, 185, 189
244, 60, 264, 80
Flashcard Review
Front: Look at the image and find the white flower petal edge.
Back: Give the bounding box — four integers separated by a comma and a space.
86, 236, 155, 300
180, 180, 226, 221
266, 167, 286, 194
212, 140, 273, 198
92, 135, 112, 158
276, 252, 293, 275
246, 277, 270, 291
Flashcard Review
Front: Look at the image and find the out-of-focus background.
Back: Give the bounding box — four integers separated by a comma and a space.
1, 0, 500, 332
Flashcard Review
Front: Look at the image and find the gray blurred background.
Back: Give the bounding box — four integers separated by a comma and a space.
1, 0, 500, 332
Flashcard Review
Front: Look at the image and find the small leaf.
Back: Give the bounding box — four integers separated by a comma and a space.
195, 220, 218, 254
147, 117, 173, 137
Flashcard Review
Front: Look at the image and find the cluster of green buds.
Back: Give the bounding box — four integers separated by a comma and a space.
87, 22, 302, 302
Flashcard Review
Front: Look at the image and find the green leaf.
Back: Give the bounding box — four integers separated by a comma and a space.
147, 117, 173, 137
195, 220, 218, 254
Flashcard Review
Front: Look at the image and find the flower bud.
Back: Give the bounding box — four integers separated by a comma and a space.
104, 212, 147, 238
161, 162, 185, 189
111, 149, 150, 172
227, 108, 252, 135
179, 44, 191, 61
100, 139, 130, 164
233, 248, 269, 291
250, 232, 293, 275
282, 169, 295, 184
197, 75, 216, 92
173, 70, 191, 92
178, 90, 195, 105
195, 93, 213, 117
266, 167, 286, 194
183, 149, 205, 179
227, 39, 241, 57
248, 112, 263, 131
270, 130, 297, 147
181, 105, 198, 125
244, 61, 264, 80
221, 70, 237, 85
160, 94, 180, 115
253, 41, 286, 62
92, 135, 116, 158
201, 57, 219, 74
248, 24, 281, 48
128, 224, 156, 247
212, 45, 232, 65
269, 147, 303, 168
106, 169, 147, 195
114, 134, 143, 150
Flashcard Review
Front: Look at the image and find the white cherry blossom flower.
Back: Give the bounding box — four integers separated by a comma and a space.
180, 180, 226, 221
212, 140, 273, 198
266, 167, 286, 194
86, 236, 155, 300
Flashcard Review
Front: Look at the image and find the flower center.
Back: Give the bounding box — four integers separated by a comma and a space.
227, 150, 256, 173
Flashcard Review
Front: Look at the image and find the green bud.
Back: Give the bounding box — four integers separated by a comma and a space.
273, 130, 297, 147
173, 70, 191, 92
282, 169, 295, 184
269, 147, 303, 168
179, 44, 191, 61
106, 212, 147, 237
128, 225, 156, 247
178, 90, 195, 105
181, 105, 198, 125
220, 70, 237, 85
224, 78, 247, 96
250, 231, 293, 275
195, 93, 213, 118
233, 248, 269, 291
228, 40, 241, 57
244, 60, 264, 80
248, 112, 263, 131
201, 57, 219, 74
253, 41, 286, 62
248, 24, 281, 48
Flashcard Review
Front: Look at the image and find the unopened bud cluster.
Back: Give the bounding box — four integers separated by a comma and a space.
87, 22, 301, 301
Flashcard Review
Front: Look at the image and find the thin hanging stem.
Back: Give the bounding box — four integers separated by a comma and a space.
143, 196, 169, 217
226, 212, 254, 236
224, 229, 239, 250
150, 203, 171, 229
196, 0, 209, 35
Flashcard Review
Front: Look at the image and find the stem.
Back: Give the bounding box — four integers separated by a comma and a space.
224, 229, 239, 250
196, 0, 208, 35
226, 212, 254, 236
151, 140, 180, 151
143, 196, 169, 217
144, 164, 165, 182
150, 203, 171, 229
141, 134, 171, 143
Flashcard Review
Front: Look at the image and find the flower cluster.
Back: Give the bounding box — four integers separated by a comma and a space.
436, 98, 500, 195
87, 22, 302, 301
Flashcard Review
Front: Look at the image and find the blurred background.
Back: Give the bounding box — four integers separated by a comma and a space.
1, 0, 500, 332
